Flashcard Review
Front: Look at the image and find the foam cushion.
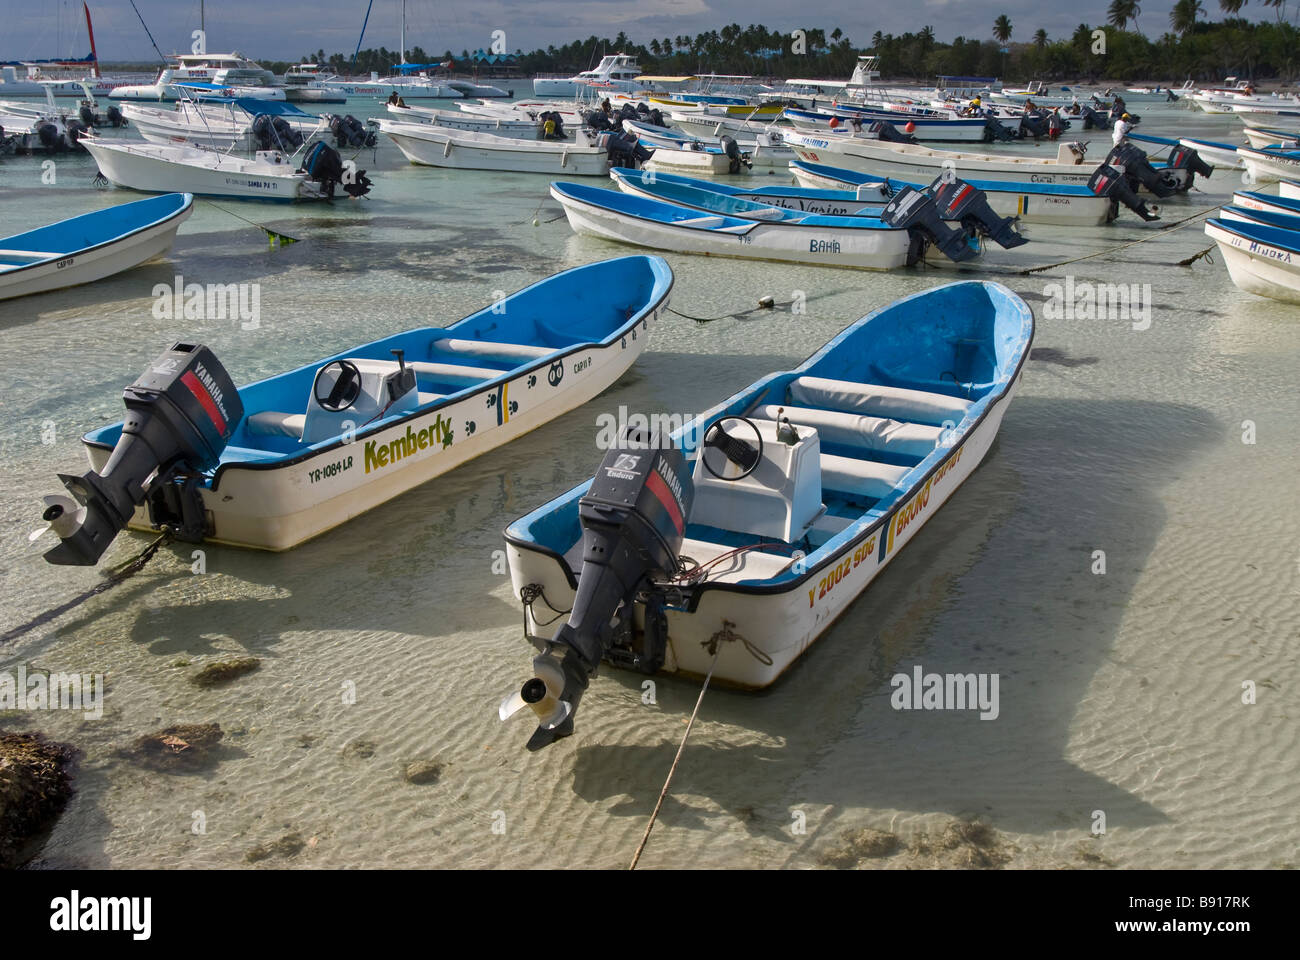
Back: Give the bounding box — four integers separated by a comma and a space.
788, 376, 969, 426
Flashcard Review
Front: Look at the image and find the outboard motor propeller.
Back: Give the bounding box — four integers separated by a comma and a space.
881, 185, 981, 264
930, 176, 1026, 249
36, 343, 242, 566
1088, 162, 1160, 222
501, 428, 694, 750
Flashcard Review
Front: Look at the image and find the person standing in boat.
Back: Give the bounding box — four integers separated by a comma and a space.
1112, 112, 1133, 146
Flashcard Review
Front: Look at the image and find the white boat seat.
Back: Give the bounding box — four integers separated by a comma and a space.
406, 361, 506, 384
787, 376, 970, 426
714, 223, 755, 233
753, 404, 942, 458
677, 536, 797, 583
246, 411, 306, 439
417, 392, 446, 406
819, 453, 910, 499
675, 215, 727, 227
433, 338, 553, 360
0, 248, 60, 259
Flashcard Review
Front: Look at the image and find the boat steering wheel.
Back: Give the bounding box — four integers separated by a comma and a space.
701, 416, 763, 482
313, 359, 363, 412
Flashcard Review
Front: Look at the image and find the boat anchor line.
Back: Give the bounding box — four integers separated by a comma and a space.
1018, 202, 1222, 276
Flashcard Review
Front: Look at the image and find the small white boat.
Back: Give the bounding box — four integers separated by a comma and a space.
1204, 217, 1300, 304
783, 131, 1098, 186
550, 180, 982, 270
80, 138, 370, 201
1231, 189, 1300, 218
1242, 125, 1300, 150
1239, 145, 1300, 183
0, 193, 192, 301
121, 98, 325, 152
498, 280, 1033, 748
624, 118, 794, 171
379, 119, 610, 174
788, 159, 1115, 226
1281, 180, 1300, 201
385, 103, 545, 137
38, 256, 673, 562
533, 54, 644, 98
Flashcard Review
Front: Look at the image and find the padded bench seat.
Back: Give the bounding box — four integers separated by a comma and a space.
431, 338, 553, 361
819, 453, 910, 499
246, 411, 306, 439
787, 375, 970, 426
407, 360, 507, 385
752, 404, 943, 458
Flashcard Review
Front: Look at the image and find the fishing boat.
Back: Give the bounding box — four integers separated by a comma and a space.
783, 131, 1098, 185
784, 106, 990, 143
608, 167, 1026, 249
385, 103, 545, 136
121, 98, 325, 152
788, 160, 1115, 226
550, 179, 989, 270
1281, 180, 1300, 201
624, 118, 793, 171
497, 280, 1033, 749
1218, 204, 1300, 232
1231, 188, 1300, 217
378, 120, 610, 174
1204, 218, 1300, 304
1242, 125, 1299, 150
1127, 131, 1245, 170
668, 108, 790, 140
80, 137, 369, 201
0, 193, 192, 301
35, 256, 673, 564
1238, 145, 1300, 183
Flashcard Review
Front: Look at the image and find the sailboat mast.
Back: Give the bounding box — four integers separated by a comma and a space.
400, 0, 406, 65
83, 2, 100, 77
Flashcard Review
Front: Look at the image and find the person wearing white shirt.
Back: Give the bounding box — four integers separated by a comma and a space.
1112, 113, 1132, 146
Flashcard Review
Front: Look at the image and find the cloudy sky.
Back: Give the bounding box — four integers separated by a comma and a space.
1, 0, 1228, 64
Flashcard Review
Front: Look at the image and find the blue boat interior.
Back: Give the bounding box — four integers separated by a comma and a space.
0, 193, 191, 270
83, 255, 672, 471
611, 167, 885, 211
788, 158, 1096, 197
1209, 217, 1300, 254
1220, 204, 1300, 231
508, 281, 1033, 588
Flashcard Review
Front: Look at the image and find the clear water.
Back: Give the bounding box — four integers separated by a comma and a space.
0, 101, 1296, 869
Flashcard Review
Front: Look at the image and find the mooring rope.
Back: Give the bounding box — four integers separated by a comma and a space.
1018, 202, 1222, 276
202, 200, 300, 246
0, 532, 173, 645
629, 640, 721, 870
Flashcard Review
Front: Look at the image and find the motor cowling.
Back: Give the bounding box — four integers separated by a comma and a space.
720, 134, 750, 173
1088, 162, 1160, 221
36, 122, 63, 152
503, 427, 694, 750
881, 185, 981, 264
1167, 144, 1213, 182
105, 104, 125, 127
1105, 142, 1176, 198
79, 105, 97, 127
64, 119, 88, 148
930, 176, 1026, 248
39, 342, 243, 566
870, 119, 918, 145
301, 141, 372, 199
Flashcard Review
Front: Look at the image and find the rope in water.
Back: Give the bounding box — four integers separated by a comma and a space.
1018, 202, 1222, 276
202, 200, 300, 245
0, 532, 173, 645
629, 641, 721, 870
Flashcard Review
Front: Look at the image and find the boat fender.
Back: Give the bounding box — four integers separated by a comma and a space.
881, 186, 981, 263
500, 426, 694, 750
38, 342, 243, 567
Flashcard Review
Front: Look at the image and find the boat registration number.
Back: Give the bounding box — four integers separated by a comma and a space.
308, 455, 354, 484
807, 535, 877, 608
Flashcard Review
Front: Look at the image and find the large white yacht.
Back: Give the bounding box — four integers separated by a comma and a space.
110, 53, 285, 101
532, 54, 642, 97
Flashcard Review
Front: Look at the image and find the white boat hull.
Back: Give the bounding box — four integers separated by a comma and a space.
784, 132, 1097, 186
506, 375, 1020, 688
553, 184, 917, 270
90, 309, 663, 551
380, 121, 609, 175
1240, 147, 1300, 184
1280, 180, 1300, 201
1243, 127, 1299, 150
385, 104, 541, 137
0, 200, 192, 301
81, 139, 316, 200
1205, 220, 1300, 304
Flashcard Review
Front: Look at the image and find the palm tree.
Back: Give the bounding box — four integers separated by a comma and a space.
1034, 28, 1049, 48
1218, 0, 1247, 11
1108, 0, 1142, 30
1260, 0, 1287, 21
993, 14, 1013, 44
1170, 0, 1204, 33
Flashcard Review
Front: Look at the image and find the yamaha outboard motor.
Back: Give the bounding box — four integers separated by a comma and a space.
1088, 162, 1160, 222
647, 107, 665, 127
1167, 143, 1213, 186
1079, 105, 1110, 130
881, 185, 981, 264
37, 343, 243, 566
1105, 142, 1176, 198
1019, 113, 1048, 140
79, 105, 97, 128
501, 428, 694, 750
870, 119, 918, 145
36, 122, 64, 153
583, 109, 614, 132
720, 134, 750, 173
64, 119, 88, 149
301, 141, 372, 199
106, 104, 125, 127
984, 116, 1018, 142
931, 176, 1026, 249
329, 114, 374, 148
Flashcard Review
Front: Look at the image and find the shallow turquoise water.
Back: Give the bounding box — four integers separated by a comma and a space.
0, 100, 1297, 869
